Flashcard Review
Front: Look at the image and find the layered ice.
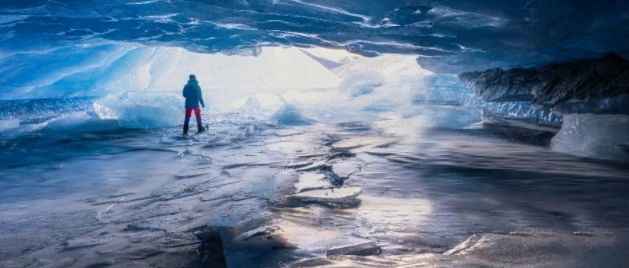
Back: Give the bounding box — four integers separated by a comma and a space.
0, 45, 348, 138
93, 92, 183, 129
459, 54, 629, 129
0, 45, 341, 108
481, 101, 562, 128
0, 94, 184, 137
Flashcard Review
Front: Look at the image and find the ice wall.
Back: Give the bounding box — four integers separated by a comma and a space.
0, 41, 471, 134
0, 44, 349, 134
455, 54, 629, 161
0, 43, 136, 99
0, 44, 342, 109
481, 102, 562, 128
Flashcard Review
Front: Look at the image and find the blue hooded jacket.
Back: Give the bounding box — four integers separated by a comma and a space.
182, 77, 205, 109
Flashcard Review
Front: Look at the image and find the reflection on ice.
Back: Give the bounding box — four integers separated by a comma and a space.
356, 196, 432, 237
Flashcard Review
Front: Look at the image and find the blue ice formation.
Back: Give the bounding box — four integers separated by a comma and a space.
271, 103, 313, 126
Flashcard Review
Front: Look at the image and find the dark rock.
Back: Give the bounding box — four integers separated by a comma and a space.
321, 166, 345, 187
619, 144, 629, 153
460, 54, 629, 113
482, 120, 557, 146
460, 67, 539, 102
193, 228, 227, 268
123, 223, 164, 233
85, 262, 114, 268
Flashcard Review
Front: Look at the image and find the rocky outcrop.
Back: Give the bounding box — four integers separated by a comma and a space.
460, 54, 629, 114
460, 54, 629, 161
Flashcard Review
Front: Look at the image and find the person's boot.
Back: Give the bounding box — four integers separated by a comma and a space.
183, 123, 189, 136
196, 114, 205, 133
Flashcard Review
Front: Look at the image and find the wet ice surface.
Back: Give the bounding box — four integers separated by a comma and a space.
1, 116, 629, 267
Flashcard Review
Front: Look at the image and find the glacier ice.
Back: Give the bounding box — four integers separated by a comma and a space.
0, 94, 184, 137
481, 101, 562, 128
552, 114, 629, 162
94, 92, 183, 129
0, 41, 491, 138
0, 45, 350, 137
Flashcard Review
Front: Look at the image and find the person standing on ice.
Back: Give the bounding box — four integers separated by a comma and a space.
182, 74, 206, 135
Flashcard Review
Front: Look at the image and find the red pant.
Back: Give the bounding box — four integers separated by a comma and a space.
185, 107, 201, 118
183, 107, 203, 134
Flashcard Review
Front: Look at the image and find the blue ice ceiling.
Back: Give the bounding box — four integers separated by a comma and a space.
1, 0, 628, 74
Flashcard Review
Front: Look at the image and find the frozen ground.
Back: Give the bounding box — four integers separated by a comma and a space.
1, 113, 629, 268
0, 45, 627, 268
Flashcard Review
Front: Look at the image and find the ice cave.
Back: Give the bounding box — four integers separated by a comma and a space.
1, 1, 628, 267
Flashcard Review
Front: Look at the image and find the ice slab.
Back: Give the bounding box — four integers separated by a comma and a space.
294, 173, 333, 193
234, 225, 294, 249
280, 161, 314, 169
552, 114, 629, 162
331, 161, 361, 179
288, 187, 362, 207
296, 161, 331, 172
326, 241, 382, 256
235, 225, 280, 241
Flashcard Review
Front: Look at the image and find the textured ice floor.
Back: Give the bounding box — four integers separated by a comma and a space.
1, 118, 629, 268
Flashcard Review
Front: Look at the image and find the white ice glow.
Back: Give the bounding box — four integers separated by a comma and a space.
103, 46, 342, 112
333, 52, 433, 113
1, 43, 439, 131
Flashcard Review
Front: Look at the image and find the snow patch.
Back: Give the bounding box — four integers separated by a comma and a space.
294, 173, 332, 193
